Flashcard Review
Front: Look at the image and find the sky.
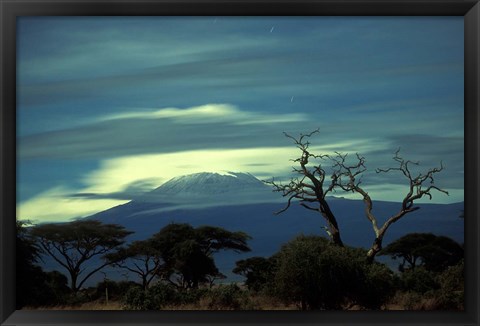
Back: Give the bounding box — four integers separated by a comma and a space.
16, 16, 464, 223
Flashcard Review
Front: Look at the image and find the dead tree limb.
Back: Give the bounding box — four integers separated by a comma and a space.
265, 130, 344, 246
361, 149, 449, 262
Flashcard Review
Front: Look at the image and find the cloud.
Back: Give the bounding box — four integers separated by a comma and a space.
79, 147, 299, 195
17, 186, 128, 223
17, 147, 298, 222
99, 103, 306, 125
18, 104, 311, 160
67, 178, 159, 200
18, 134, 464, 223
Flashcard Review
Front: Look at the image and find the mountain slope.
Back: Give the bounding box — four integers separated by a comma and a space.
85, 172, 464, 283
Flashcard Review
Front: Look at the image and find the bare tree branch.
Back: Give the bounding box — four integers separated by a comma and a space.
267, 132, 449, 263
265, 130, 344, 246
363, 150, 449, 262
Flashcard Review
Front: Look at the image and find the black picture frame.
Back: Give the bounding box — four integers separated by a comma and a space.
1, 0, 479, 325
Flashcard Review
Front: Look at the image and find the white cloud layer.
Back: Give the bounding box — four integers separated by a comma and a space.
17, 186, 127, 223
98, 103, 307, 125
17, 147, 297, 222
18, 141, 463, 223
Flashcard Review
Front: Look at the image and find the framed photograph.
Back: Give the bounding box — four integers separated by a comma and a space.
1, 0, 479, 325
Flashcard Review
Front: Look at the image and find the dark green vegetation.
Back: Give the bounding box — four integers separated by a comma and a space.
16, 221, 71, 308
17, 219, 464, 310
30, 220, 133, 293
106, 223, 251, 290
379, 232, 464, 272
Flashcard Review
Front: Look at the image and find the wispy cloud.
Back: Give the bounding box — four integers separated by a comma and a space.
98, 103, 307, 125
17, 186, 128, 223
18, 104, 311, 160
17, 147, 297, 221
17, 135, 463, 223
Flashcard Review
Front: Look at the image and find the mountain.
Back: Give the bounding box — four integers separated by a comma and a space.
145, 172, 271, 199
135, 171, 281, 208
85, 172, 464, 283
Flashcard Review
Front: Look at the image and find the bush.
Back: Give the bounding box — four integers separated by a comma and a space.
17, 268, 72, 308
123, 282, 177, 310
207, 284, 251, 310
233, 257, 276, 292
393, 291, 424, 310
175, 288, 209, 305
96, 280, 142, 302
355, 262, 397, 309
122, 282, 210, 310
434, 260, 464, 309
400, 267, 439, 294
273, 236, 356, 309
123, 287, 148, 310
391, 260, 464, 310
270, 235, 397, 310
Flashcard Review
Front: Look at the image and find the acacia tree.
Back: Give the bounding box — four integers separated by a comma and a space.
268, 130, 448, 262
31, 220, 133, 293
152, 223, 251, 289
195, 226, 251, 256
380, 233, 463, 272
233, 256, 276, 292
105, 239, 164, 290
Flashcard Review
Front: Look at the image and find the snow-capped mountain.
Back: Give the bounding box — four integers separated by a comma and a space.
84, 171, 463, 284
150, 172, 267, 196
132, 171, 281, 211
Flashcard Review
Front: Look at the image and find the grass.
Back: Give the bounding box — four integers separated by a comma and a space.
24, 300, 124, 310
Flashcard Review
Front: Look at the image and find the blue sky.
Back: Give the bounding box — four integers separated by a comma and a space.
16, 16, 464, 222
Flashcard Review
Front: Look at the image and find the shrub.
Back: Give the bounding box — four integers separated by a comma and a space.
122, 282, 177, 310
123, 287, 148, 310
122, 282, 210, 310
96, 280, 142, 301
400, 267, 439, 294
273, 235, 360, 310
233, 257, 276, 292
270, 235, 397, 310
394, 291, 424, 310
207, 284, 251, 310
175, 287, 209, 305
355, 262, 397, 309
434, 260, 464, 309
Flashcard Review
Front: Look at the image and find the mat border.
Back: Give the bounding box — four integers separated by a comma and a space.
1, 1, 479, 325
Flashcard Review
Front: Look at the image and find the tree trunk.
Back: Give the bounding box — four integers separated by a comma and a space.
70, 271, 79, 293
366, 237, 383, 264
322, 201, 344, 247
330, 227, 344, 247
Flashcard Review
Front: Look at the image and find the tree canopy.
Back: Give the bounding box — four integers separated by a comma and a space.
380, 233, 463, 272
233, 256, 276, 292
30, 220, 133, 292
106, 239, 164, 290
151, 223, 251, 289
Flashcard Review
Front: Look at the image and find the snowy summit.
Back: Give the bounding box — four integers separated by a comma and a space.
137, 172, 280, 206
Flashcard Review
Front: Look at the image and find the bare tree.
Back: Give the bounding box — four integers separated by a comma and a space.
366, 149, 447, 261
265, 129, 344, 246
267, 131, 448, 262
